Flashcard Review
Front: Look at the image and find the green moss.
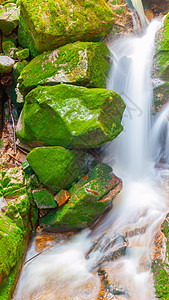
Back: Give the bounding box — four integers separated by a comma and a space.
32, 189, 57, 209
18, 42, 111, 95
18, 0, 114, 56
27, 146, 96, 191
0, 213, 24, 277
4, 194, 31, 238
0, 254, 24, 300
152, 261, 169, 299
154, 13, 169, 81
153, 81, 169, 113
152, 214, 169, 299
12, 60, 28, 84
16, 48, 29, 61
16, 84, 125, 149
2, 40, 16, 56
40, 163, 119, 232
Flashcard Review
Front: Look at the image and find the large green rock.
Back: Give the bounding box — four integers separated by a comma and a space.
27, 146, 96, 192
18, 42, 112, 95
16, 84, 125, 149
0, 3, 19, 35
153, 13, 169, 111
40, 163, 121, 232
18, 0, 114, 57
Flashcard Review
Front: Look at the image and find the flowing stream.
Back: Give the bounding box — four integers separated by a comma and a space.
13, 2, 169, 300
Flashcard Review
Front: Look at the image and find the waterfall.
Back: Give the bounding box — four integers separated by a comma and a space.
106, 19, 163, 180
130, 0, 147, 28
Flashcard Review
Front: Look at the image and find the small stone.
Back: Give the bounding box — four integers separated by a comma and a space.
32, 189, 57, 209
54, 190, 71, 207
16, 48, 29, 61
0, 55, 14, 73
2, 40, 16, 56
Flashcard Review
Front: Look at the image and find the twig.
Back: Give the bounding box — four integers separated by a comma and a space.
7, 153, 22, 164
8, 96, 16, 154
24, 245, 55, 265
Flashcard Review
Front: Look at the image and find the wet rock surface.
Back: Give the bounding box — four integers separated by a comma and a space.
27, 146, 96, 192
18, 42, 112, 95
18, 0, 114, 57
16, 84, 125, 149
39, 164, 122, 232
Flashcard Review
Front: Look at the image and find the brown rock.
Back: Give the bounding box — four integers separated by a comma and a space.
54, 190, 71, 207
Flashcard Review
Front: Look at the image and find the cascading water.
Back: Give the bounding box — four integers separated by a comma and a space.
13, 3, 169, 300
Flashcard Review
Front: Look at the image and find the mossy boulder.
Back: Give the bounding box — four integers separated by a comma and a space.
18, 42, 112, 95
153, 13, 169, 111
26, 146, 96, 192
18, 0, 114, 57
16, 84, 125, 149
0, 3, 20, 35
152, 213, 169, 299
40, 163, 121, 232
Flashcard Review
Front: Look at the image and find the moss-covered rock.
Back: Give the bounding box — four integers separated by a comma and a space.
27, 146, 96, 192
18, 0, 114, 57
16, 84, 125, 149
153, 81, 169, 113
0, 55, 14, 73
152, 213, 169, 299
153, 13, 169, 112
0, 166, 33, 299
2, 39, 16, 56
0, 213, 24, 277
0, 3, 19, 35
2, 194, 31, 239
1, 166, 26, 198
16, 48, 29, 61
154, 13, 169, 81
32, 188, 57, 209
18, 42, 111, 95
40, 163, 121, 232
